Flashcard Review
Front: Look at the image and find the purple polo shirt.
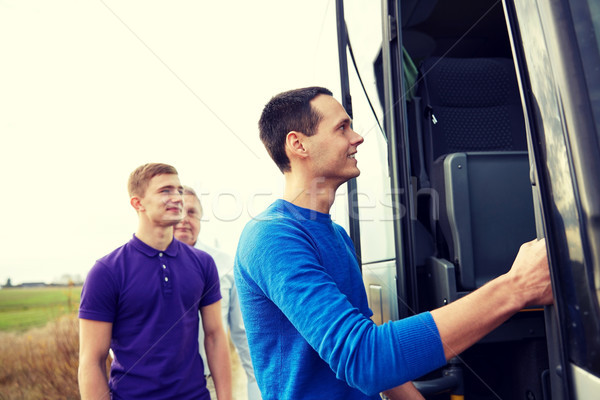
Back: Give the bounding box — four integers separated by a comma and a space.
79, 235, 221, 400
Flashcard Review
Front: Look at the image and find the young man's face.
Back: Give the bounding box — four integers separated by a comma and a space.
304, 94, 364, 186
138, 174, 183, 227
174, 194, 202, 246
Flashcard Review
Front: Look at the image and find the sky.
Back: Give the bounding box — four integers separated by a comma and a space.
0, 0, 351, 285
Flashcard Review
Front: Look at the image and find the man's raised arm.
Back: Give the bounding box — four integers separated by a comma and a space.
431, 238, 552, 360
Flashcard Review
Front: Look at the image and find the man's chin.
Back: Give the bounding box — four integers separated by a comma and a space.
176, 236, 193, 245
344, 169, 360, 182
162, 217, 183, 227
174, 230, 191, 242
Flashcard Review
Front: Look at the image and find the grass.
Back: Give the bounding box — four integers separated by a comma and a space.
0, 286, 81, 332
0, 314, 81, 399
0, 287, 83, 399
0, 286, 247, 399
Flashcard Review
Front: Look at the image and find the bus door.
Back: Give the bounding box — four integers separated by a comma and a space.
505, 0, 600, 398
337, 0, 600, 399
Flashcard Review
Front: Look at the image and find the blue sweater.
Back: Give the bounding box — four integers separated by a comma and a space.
234, 200, 446, 399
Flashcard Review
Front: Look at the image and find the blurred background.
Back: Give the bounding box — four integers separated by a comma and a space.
0, 0, 350, 286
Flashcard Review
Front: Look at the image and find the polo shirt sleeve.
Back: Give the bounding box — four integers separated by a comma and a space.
79, 260, 119, 323
198, 253, 221, 309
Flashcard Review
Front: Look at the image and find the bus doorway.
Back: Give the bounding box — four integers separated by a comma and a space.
335, 0, 600, 399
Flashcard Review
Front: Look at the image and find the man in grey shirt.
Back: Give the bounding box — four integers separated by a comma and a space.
175, 185, 261, 400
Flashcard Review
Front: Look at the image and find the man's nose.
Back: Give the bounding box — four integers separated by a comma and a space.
178, 212, 190, 224
171, 191, 183, 202
350, 128, 364, 146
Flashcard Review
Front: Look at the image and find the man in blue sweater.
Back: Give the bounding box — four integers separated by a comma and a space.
234, 87, 552, 399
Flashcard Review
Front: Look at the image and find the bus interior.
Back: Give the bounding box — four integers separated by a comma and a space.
338, 0, 600, 399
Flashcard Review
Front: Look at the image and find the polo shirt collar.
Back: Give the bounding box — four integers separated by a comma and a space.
130, 234, 179, 257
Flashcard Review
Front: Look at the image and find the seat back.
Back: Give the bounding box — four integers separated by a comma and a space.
412, 57, 535, 291
418, 57, 527, 176
434, 152, 536, 290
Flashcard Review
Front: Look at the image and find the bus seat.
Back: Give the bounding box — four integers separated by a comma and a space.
401, 0, 438, 60
427, 151, 536, 305
401, 0, 438, 27
406, 56, 535, 306
418, 57, 527, 179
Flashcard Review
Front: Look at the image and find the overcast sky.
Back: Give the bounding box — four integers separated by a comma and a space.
0, 0, 352, 285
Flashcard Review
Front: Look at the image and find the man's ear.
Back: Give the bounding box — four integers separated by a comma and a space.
285, 131, 309, 160
130, 196, 144, 212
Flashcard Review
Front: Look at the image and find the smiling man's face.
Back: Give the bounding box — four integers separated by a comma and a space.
138, 173, 184, 227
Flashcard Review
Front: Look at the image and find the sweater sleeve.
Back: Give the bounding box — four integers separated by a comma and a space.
237, 220, 446, 395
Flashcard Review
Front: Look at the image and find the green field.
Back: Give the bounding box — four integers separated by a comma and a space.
0, 286, 82, 332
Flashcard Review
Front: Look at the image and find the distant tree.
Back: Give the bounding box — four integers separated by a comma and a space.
53, 274, 84, 286
74, 274, 84, 285
4, 277, 12, 287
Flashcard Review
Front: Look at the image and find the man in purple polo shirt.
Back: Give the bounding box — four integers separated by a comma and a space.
78, 163, 232, 400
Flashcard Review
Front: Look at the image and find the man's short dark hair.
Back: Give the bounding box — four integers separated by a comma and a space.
258, 86, 333, 173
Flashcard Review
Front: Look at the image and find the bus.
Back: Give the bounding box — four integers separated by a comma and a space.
335, 0, 600, 399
